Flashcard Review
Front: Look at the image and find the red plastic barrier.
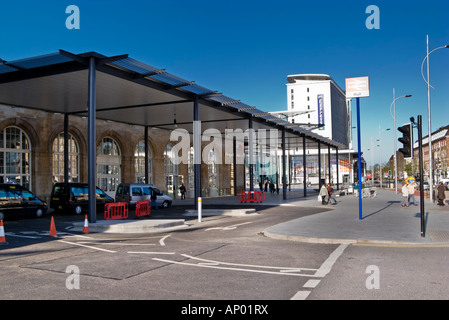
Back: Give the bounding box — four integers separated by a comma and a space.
135, 200, 151, 218
238, 191, 265, 203
104, 202, 129, 220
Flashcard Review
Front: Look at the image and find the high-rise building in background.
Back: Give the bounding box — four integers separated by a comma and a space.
271, 74, 357, 187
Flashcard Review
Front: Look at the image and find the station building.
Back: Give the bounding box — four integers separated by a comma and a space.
0, 51, 348, 221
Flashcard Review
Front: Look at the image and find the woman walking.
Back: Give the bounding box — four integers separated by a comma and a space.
437, 181, 446, 206
319, 184, 329, 205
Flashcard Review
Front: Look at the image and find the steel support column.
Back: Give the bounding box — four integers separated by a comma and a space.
303, 135, 307, 197
336, 147, 339, 190
328, 145, 331, 184
282, 128, 287, 200
318, 141, 322, 187
249, 116, 254, 192
64, 113, 69, 183
193, 96, 201, 210
233, 138, 237, 196
87, 57, 97, 223
144, 125, 149, 183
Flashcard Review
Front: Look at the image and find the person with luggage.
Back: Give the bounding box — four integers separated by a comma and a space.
319, 183, 329, 205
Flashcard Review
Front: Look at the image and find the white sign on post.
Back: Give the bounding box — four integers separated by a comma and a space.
345, 77, 370, 98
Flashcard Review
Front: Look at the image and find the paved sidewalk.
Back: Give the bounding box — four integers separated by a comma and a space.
71, 188, 449, 246
264, 189, 449, 245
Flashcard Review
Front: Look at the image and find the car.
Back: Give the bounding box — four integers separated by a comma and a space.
50, 182, 114, 215
0, 183, 48, 220
115, 183, 172, 208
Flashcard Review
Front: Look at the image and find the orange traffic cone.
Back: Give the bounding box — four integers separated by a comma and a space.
0, 220, 6, 244
49, 216, 57, 237
82, 214, 89, 234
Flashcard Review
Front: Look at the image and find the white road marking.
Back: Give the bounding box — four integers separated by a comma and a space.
5, 232, 39, 239
58, 240, 116, 253
205, 222, 252, 231
128, 251, 175, 255
290, 291, 311, 300
153, 255, 319, 277
303, 279, 321, 288
181, 254, 317, 274
313, 244, 348, 277
290, 244, 348, 300
159, 235, 170, 246
78, 241, 156, 246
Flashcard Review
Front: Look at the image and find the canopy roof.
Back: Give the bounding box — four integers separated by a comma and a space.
0, 50, 347, 150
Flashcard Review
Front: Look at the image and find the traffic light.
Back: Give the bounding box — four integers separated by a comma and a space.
398, 123, 413, 158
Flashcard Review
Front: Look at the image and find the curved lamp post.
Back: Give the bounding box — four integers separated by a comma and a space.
420, 35, 449, 203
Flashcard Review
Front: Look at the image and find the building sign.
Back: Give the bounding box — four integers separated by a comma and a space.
345, 76, 370, 98
317, 94, 324, 130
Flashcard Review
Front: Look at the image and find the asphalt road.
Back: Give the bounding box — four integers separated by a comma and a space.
1, 204, 449, 310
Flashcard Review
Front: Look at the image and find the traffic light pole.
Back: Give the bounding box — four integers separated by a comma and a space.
417, 116, 425, 237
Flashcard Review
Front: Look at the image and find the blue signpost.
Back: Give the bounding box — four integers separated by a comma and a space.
356, 97, 363, 220
345, 77, 370, 220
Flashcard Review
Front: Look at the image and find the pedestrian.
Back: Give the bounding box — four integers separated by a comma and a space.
437, 181, 446, 206
319, 183, 328, 205
264, 179, 268, 192
179, 183, 186, 200
407, 180, 418, 206
401, 182, 409, 207
269, 181, 275, 193
150, 188, 158, 210
327, 183, 337, 205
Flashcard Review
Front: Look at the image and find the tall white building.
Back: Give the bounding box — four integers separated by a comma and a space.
276, 74, 355, 186
286, 74, 349, 146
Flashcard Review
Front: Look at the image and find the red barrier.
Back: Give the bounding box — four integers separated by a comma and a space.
104, 202, 129, 220
135, 200, 151, 218
238, 191, 265, 203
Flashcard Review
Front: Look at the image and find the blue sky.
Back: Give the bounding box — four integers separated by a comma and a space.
1, 0, 448, 166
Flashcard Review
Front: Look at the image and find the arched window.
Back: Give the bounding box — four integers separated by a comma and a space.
97, 137, 121, 197
52, 132, 80, 183
0, 127, 31, 189
135, 140, 153, 184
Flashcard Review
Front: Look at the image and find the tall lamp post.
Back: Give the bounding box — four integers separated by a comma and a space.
377, 126, 390, 188
390, 89, 412, 193
421, 35, 449, 203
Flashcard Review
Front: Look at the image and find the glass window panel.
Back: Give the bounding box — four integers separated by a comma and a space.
51, 132, 79, 183
0, 127, 31, 189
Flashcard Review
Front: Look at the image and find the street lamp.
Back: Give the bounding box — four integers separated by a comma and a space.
390, 89, 412, 193
377, 126, 390, 188
421, 35, 449, 203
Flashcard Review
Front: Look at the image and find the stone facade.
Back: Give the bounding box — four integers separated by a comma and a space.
0, 105, 242, 202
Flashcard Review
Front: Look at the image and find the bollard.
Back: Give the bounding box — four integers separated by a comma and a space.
198, 197, 202, 223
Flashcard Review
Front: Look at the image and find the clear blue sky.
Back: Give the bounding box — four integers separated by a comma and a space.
1, 0, 448, 167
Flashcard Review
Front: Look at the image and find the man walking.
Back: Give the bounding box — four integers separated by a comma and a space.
327, 183, 337, 205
